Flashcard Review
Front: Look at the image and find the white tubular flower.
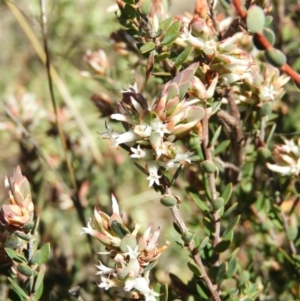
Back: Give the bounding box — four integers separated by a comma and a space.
98, 276, 114, 290
133, 124, 152, 138
130, 145, 153, 160
279, 139, 300, 156
266, 158, 300, 176
114, 130, 139, 146
95, 261, 115, 275
146, 161, 161, 187
173, 151, 195, 163
134, 277, 160, 301
150, 118, 170, 137
80, 220, 97, 236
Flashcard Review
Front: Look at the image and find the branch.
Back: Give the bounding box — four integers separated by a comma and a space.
169, 204, 221, 301
202, 110, 220, 247
232, 0, 300, 86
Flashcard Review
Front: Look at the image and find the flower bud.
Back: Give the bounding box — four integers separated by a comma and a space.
201, 160, 216, 173
160, 195, 177, 207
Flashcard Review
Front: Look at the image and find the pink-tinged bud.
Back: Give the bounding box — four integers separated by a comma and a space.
190, 17, 208, 36
94, 232, 113, 246
1, 205, 31, 228
145, 226, 160, 252
111, 194, 120, 215
1, 167, 34, 232
84, 49, 109, 75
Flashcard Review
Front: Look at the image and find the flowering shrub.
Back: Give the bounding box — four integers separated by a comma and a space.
1, 0, 300, 300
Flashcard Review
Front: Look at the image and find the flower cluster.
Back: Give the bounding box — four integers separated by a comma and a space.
0, 166, 34, 266
1, 166, 34, 232
267, 138, 300, 176
81, 195, 168, 300
101, 63, 209, 187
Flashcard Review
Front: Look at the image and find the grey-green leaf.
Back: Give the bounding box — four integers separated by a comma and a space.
246, 6, 265, 33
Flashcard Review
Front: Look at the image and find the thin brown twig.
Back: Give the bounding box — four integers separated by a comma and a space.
232, 0, 300, 86
2, 104, 72, 195
202, 110, 220, 247
5, 0, 103, 166
169, 204, 221, 301
206, 0, 221, 38
39, 0, 77, 191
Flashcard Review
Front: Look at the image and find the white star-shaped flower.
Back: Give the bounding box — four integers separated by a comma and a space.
146, 161, 161, 187
150, 118, 170, 137
95, 261, 115, 275
98, 276, 113, 290
259, 84, 277, 101
131, 145, 146, 159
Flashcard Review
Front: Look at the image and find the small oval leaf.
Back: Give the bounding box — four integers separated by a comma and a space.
246, 6, 265, 33
140, 42, 156, 54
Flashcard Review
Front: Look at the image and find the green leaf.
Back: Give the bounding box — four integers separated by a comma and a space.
122, 4, 137, 19
34, 266, 45, 293
222, 183, 232, 205
165, 234, 183, 248
174, 47, 193, 67
140, 42, 156, 54
227, 258, 237, 278
222, 215, 240, 238
210, 100, 222, 115
187, 261, 202, 277
213, 140, 230, 156
222, 202, 238, 217
214, 240, 231, 253
155, 52, 170, 62
264, 15, 273, 26
287, 226, 298, 241
190, 193, 209, 211
8, 278, 28, 300
144, 260, 157, 272
198, 236, 209, 251
216, 262, 227, 283
33, 282, 44, 301
264, 48, 287, 67
161, 32, 181, 46
211, 125, 222, 147
158, 17, 174, 32
139, 0, 152, 16
246, 6, 265, 33
204, 176, 212, 201
30, 250, 41, 265
203, 217, 214, 233
4, 248, 27, 263
159, 283, 168, 301
196, 281, 210, 299
36, 243, 50, 265
17, 263, 34, 277
165, 20, 181, 35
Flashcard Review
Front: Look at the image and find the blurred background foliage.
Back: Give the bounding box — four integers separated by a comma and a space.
0, 0, 300, 300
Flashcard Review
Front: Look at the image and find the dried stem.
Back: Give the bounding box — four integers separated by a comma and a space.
206, 0, 221, 38
5, 0, 103, 166
232, 0, 300, 86
202, 110, 220, 246
280, 207, 297, 256
39, 0, 77, 191
169, 205, 221, 301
